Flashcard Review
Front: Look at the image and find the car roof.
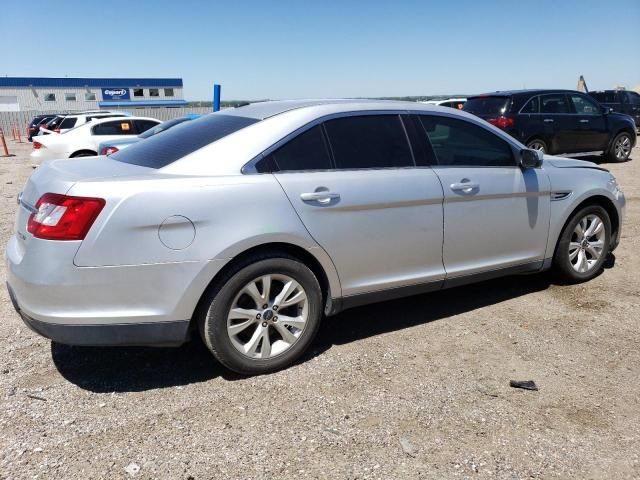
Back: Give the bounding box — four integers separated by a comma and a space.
468, 89, 582, 98
221, 98, 462, 120
87, 116, 160, 124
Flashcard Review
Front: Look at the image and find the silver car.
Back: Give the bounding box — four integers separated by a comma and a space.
6, 100, 626, 374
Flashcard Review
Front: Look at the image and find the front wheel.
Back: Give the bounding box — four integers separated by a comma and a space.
199, 254, 323, 375
552, 205, 611, 283
606, 132, 633, 162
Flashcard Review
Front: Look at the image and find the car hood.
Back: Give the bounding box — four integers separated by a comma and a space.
544, 156, 608, 171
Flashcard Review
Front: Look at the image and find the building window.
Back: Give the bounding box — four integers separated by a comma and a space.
164, 88, 174, 97
44, 93, 56, 102
133, 88, 144, 97
65, 93, 77, 102
85, 92, 97, 101
149, 88, 159, 97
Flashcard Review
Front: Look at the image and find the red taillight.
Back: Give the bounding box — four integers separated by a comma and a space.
100, 146, 119, 156
33, 141, 43, 150
487, 116, 514, 129
27, 193, 105, 241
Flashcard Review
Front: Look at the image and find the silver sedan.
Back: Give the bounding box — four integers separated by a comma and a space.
6, 100, 627, 374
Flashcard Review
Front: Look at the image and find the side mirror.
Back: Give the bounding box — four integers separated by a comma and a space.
520, 148, 543, 169
602, 106, 613, 115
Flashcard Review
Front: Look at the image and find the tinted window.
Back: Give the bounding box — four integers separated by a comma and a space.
111, 114, 260, 169
324, 115, 413, 169
134, 120, 160, 134
570, 94, 601, 115
463, 96, 510, 115
271, 125, 331, 171
628, 91, 640, 105
58, 117, 77, 129
541, 94, 570, 114
138, 117, 190, 139
418, 115, 514, 167
92, 120, 134, 136
521, 96, 539, 113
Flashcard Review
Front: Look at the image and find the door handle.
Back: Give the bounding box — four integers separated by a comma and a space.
450, 182, 479, 192
579, 119, 590, 123
300, 191, 340, 203
543, 118, 554, 123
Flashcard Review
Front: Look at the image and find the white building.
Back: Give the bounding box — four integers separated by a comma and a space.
0, 77, 186, 111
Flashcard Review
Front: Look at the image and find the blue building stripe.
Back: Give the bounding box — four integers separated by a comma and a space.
0, 77, 183, 88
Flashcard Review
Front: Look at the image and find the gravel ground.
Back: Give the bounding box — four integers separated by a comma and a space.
1, 139, 639, 479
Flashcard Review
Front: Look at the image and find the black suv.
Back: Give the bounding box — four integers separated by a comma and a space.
463, 89, 636, 162
27, 114, 58, 142
588, 90, 640, 130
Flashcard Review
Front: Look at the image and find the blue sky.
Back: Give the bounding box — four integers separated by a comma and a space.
1, 0, 639, 100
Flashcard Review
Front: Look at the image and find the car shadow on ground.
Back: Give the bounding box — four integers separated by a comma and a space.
52, 272, 554, 393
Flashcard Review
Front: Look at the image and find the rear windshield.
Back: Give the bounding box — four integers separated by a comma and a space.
111, 114, 260, 169
463, 96, 511, 115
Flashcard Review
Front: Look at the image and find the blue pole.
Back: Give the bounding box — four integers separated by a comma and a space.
213, 84, 221, 112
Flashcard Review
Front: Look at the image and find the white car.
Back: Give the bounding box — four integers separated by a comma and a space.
38, 111, 129, 135
31, 116, 161, 160
421, 98, 466, 109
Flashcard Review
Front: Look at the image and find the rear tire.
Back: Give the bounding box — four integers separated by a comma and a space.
552, 205, 611, 284
198, 253, 323, 375
526, 138, 547, 153
606, 132, 633, 162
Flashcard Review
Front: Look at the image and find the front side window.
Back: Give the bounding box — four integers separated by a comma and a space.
521, 96, 539, 113
418, 115, 514, 167
92, 120, 135, 135
134, 120, 160, 134
65, 93, 77, 102
324, 115, 413, 169
149, 88, 159, 97
570, 94, 601, 115
164, 88, 174, 97
270, 125, 332, 172
85, 92, 97, 101
44, 93, 56, 102
58, 117, 77, 129
541, 94, 570, 114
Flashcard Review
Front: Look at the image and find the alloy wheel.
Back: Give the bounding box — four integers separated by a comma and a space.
614, 134, 631, 161
527, 140, 546, 153
568, 214, 606, 273
226, 274, 309, 359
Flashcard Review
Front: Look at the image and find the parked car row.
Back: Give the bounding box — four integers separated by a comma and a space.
462, 89, 637, 162
7, 99, 627, 374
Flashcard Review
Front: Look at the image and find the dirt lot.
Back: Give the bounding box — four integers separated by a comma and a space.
1, 139, 639, 479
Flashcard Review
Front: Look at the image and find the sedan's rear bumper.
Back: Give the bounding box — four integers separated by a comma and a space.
7, 282, 190, 346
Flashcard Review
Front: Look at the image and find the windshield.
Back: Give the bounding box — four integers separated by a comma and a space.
138, 117, 191, 139
463, 96, 511, 115
111, 114, 260, 169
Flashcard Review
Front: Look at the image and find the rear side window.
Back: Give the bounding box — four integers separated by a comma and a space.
111, 114, 260, 169
418, 115, 514, 167
541, 94, 570, 114
58, 117, 77, 129
92, 120, 134, 135
521, 96, 539, 113
324, 115, 413, 169
463, 96, 510, 115
270, 125, 332, 171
